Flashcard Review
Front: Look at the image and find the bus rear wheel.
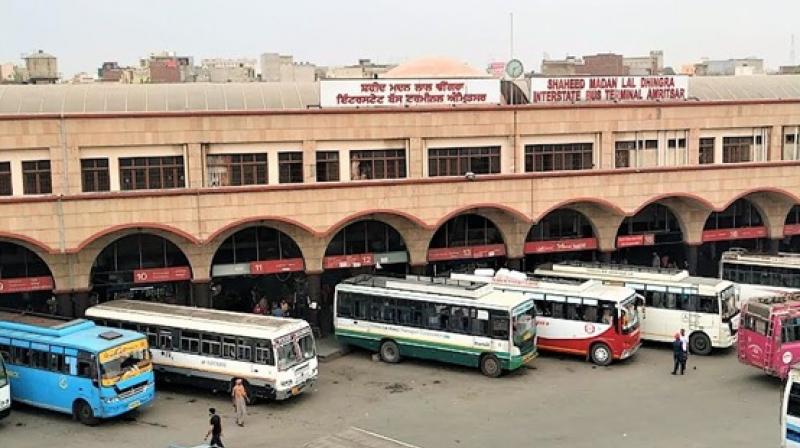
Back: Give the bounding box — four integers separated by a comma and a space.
74, 400, 98, 426
480, 354, 502, 378
590, 343, 613, 366
379, 340, 401, 363
690, 332, 712, 356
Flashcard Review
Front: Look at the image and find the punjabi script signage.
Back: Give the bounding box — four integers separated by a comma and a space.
524, 237, 598, 254
702, 227, 768, 242
530, 76, 689, 104
0, 276, 54, 294
320, 78, 501, 108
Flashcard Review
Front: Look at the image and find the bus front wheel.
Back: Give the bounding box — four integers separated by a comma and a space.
480, 354, 502, 378
590, 343, 613, 366
690, 332, 712, 356
379, 340, 401, 363
74, 400, 98, 426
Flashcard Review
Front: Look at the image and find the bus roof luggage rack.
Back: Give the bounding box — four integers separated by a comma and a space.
721, 250, 800, 267
343, 274, 492, 299
748, 293, 800, 319
547, 260, 690, 281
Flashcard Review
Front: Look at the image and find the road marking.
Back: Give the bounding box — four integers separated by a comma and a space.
350, 427, 423, 448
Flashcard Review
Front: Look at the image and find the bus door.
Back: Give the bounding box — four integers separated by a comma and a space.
634, 284, 671, 340
66, 351, 100, 408
470, 309, 492, 351
737, 312, 772, 370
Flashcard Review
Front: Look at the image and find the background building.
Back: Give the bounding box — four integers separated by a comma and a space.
541, 51, 665, 76
259, 53, 316, 82
319, 58, 397, 79
198, 58, 257, 83
694, 58, 765, 76
141, 52, 196, 83
23, 50, 58, 84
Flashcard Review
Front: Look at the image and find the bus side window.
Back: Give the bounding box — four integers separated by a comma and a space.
352, 294, 368, 320
31, 350, 49, 370
789, 383, 800, 418
449, 306, 470, 333
0, 344, 10, 362
754, 318, 768, 336
237, 338, 253, 362
381, 298, 396, 324
158, 329, 173, 350
337, 292, 352, 318
222, 337, 237, 359
201, 334, 222, 357
550, 302, 565, 319
255, 340, 274, 365
583, 304, 598, 323
469, 309, 489, 336
12, 346, 30, 366
489, 312, 510, 340
142, 326, 158, 347
76, 351, 95, 379
180, 331, 201, 354
49, 352, 67, 374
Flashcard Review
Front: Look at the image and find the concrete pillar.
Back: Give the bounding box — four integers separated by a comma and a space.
302, 140, 317, 184
186, 143, 204, 188
409, 137, 423, 178
72, 291, 91, 318
55, 292, 74, 318
768, 238, 781, 255
506, 258, 522, 271
600, 131, 614, 170
192, 280, 211, 308
770, 125, 783, 161
685, 245, 699, 275
687, 128, 700, 166
409, 265, 426, 276
306, 273, 330, 335
599, 251, 612, 263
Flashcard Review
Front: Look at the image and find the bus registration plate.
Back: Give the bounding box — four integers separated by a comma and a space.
128, 400, 141, 410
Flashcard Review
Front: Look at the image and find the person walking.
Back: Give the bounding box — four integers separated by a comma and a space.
231, 378, 250, 427
671, 332, 686, 375
679, 328, 690, 368
205, 408, 224, 448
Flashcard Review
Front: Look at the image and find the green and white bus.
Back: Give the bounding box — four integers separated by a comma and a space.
334, 274, 537, 377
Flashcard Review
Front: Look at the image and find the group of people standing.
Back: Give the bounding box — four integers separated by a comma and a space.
672, 328, 689, 375
252, 296, 291, 317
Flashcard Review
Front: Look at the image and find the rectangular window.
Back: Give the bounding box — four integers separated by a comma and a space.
699, 137, 715, 164
81, 158, 110, 192
428, 146, 500, 177
236, 338, 253, 362
278, 152, 303, 184
119, 156, 185, 190
0, 161, 11, 196
489, 311, 510, 340
524, 143, 593, 172
206, 153, 267, 187
615, 141, 636, 168
22, 160, 52, 195
350, 149, 407, 180
179, 331, 200, 354
316, 151, 340, 182
722, 137, 753, 163
255, 340, 274, 365
200, 334, 222, 357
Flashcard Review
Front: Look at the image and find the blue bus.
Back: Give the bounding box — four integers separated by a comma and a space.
0, 311, 155, 425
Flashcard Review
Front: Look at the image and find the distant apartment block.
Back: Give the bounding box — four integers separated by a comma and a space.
259, 53, 316, 82
694, 58, 765, 76
541, 51, 664, 76
198, 58, 256, 83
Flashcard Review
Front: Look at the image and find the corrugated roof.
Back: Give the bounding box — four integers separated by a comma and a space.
0, 76, 798, 116
0, 82, 320, 115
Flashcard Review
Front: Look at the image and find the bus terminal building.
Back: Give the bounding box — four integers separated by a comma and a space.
0, 59, 799, 331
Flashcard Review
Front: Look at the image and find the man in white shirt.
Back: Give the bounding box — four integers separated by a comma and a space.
680, 328, 689, 357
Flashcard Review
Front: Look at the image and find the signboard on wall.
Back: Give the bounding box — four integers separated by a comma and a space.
701, 227, 767, 242
427, 244, 506, 262
524, 237, 598, 254
320, 78, 501, 108
0, 276, 54, 294
785, 224, 800, 236
133, 266, 191, 284
616, 234, 656, 248
250, 258, 305, 275
530, 76, 689, 104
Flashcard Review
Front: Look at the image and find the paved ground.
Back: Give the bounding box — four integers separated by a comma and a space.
0, 342, 782, 448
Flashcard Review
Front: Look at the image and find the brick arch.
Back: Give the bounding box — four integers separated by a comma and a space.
426, 209, 514, 259
434, 203, 531, 229
717, 188, 800, 239
323, 209, 429, 237
532, 198, 625, 223
527, 207, 600, 241
0, 231, 58, 256
717, 187, 800, 213
71, 222, 201, 254
631, 193, 714, 216
625, 194, 716, 245
202, 218, 315, 277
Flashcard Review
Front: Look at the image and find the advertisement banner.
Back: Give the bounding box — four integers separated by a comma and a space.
530, 76, 689, 104
250, 258, 305, 275
785, 224, 800, 236
701, 227, 768, 242
616, 234, 656, 248
0, 276, 54, 294
322, 254, 376, 270
427, 244, 506, 262
320, 78, 501, 108
524, 237, 598, 254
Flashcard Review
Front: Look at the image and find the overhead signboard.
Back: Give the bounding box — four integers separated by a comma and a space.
524, 237, 598, 254
616, 234, 656, 248
530, 76, 689, 104
133, 266, 191, 284
427, 244, 506, 262
320, 78, 501, 108
702, 227, 767, 242
0, 276, 54, 294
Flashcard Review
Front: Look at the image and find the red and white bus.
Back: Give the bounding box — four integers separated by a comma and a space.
738, 294, 800, 379
452, 269, 642, 366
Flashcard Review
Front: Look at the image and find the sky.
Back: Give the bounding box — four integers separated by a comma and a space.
1, 0, 798, 78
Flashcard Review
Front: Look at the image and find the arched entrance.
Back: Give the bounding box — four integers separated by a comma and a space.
698, 198, 768, 276
427, 213, 506, 275
782, 205, 800, 252
90, 234, 193, 305
615, 203, 685, 268
0, 242, 55, 313
524, 209, 599, 270
209, 226, 305, 313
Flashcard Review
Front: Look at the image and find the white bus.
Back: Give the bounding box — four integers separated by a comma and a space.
783, 367, 800, 447
0, 353, 8, 420
452, 269, 642, 366
721, 250, 800, 302
534, 262, 739, 355
334, 275, 537, 377
86, 300, 317, 401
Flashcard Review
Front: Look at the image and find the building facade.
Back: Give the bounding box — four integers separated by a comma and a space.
0, 78, 799, 333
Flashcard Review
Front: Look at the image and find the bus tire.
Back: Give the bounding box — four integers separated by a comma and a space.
379, 340, 401, 363
690, 332, 712, 356
589, 343, 613, 366
74, 400, 98, 426
480, 354, 502, 378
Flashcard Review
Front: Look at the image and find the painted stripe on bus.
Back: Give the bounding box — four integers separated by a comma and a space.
335, 328, 512, 359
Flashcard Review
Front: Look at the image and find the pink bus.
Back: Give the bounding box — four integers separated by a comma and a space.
738, 294, 800, 379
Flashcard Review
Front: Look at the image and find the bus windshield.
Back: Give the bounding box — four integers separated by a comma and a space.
277, 332, 316, 371
0, 356, 7, 387
512, 301, 536, 348
620, 296, 639, 333
720, 286, 738, 320
98, 339, 151, 386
